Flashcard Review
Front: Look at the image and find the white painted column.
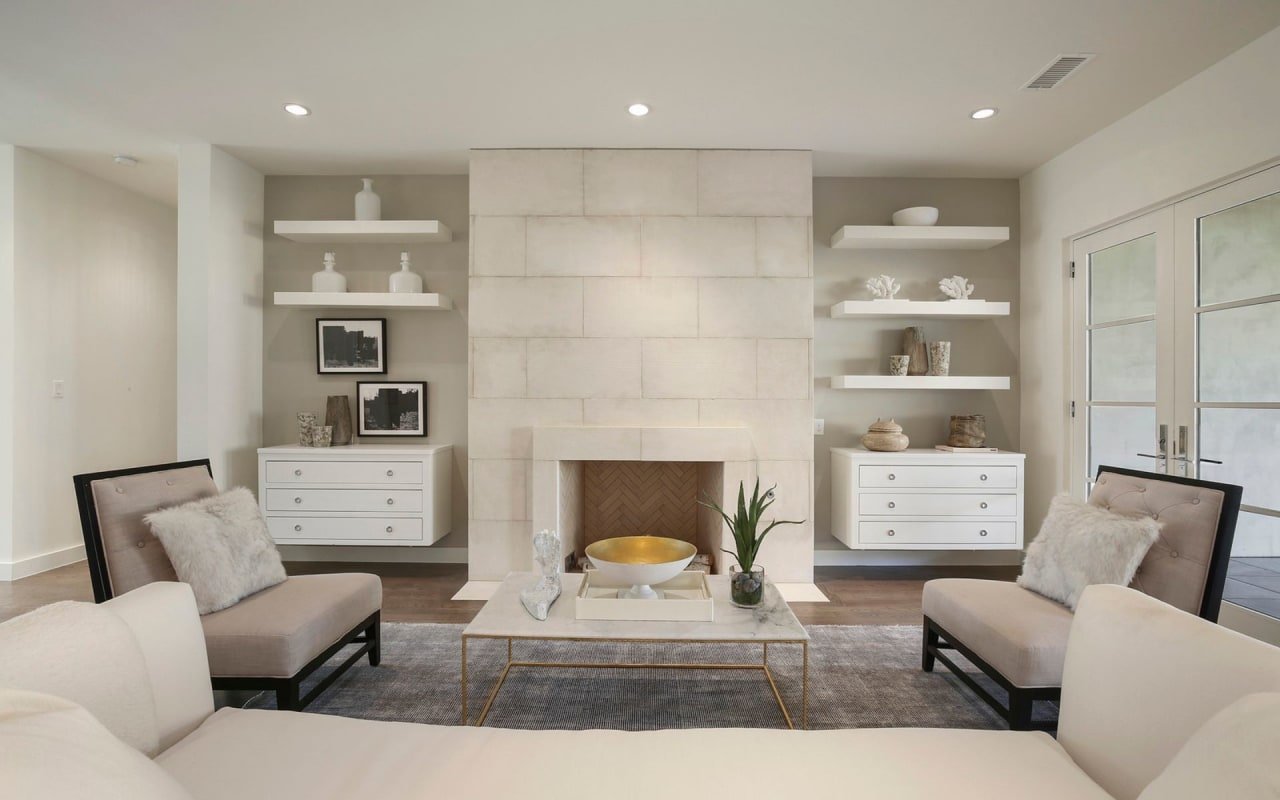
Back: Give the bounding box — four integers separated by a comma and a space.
177, 144, 264, 489
0, 145, 16, 577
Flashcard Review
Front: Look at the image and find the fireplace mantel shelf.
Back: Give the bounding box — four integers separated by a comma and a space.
532, 426, 754, 463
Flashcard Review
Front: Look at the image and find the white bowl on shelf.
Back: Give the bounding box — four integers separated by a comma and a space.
585, 536, 697, 600
891, 206, 939, 226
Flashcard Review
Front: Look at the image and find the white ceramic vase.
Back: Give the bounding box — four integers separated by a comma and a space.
312, 252, 347, 293
388, 251, 423, 293
354, 178, 381, 221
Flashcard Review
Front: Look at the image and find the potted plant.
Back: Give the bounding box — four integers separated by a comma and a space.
699, 479, 804, 608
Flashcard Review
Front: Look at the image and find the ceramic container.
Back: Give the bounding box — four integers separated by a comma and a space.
861, 418, 909, 452
585, 536, 697, 600
388, 251, 424, 293
927, 341, 952, 376
947, 414, 987, 448
355, 178, 381, 221
891, 206, 939, 226
312, 252, 347, 293
889, 355, 910, 376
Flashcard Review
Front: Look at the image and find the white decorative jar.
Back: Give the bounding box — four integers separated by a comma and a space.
354, 178, 381, 221
312, 252, 347, 293
388, 251, 423, 294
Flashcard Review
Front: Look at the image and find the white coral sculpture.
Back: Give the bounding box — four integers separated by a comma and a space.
939, 275, 975, 300
866, 274, 901, 300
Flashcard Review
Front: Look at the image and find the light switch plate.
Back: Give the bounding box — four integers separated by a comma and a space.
52, 380, 65, 399
813, 418, 824, 435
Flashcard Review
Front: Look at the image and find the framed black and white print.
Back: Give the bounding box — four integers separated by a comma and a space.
357, 381, 426, 436
316, 318, 387, 374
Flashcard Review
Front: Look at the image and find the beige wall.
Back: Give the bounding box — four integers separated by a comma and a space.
3, 148, 177, 578
1020, 25, 1280, 538
263, 175, 469, 555
468, 149, 815, 581
813, 177, 1021, 563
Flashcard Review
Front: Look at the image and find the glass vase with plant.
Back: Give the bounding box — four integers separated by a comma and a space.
699, 479, 804, 608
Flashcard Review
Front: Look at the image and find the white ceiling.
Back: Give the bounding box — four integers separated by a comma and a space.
2, 0, 1278, 205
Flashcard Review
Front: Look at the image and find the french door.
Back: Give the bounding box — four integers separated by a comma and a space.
1072, 164, 1280, 630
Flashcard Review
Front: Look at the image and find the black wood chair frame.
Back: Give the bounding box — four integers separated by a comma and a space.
73, 458, 381, 711
923, 465, 1243, 731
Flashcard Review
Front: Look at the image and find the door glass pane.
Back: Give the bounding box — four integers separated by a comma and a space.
1090, 234, 1156, 324
1199, 408, 1280, 510
1199, 301, 1280, 402
1223, 513, 1280, 619
1199, 191, 1280, 306
1090, 321, 1156, 402
1089, 406, 1157, 477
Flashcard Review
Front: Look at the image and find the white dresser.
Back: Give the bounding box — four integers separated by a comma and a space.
830, 448, 1025, 550
257, 444, 452, 547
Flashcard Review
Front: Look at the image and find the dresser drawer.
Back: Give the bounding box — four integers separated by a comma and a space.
860, 493, 1017, 517
859, 521, 1017, 545
265, 460, 422, 485
268, 516, 423, 543
265, 488, 423, 513
858, 465, 1017, 489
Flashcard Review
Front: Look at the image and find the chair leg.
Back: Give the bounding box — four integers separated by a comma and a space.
1007, 690, 1034, 731
367, 616, 382, 667
277, 682, 300, 712
922, 620, 938, 672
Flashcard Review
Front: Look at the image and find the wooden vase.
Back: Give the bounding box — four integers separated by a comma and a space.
947, 415, 987, 448
903, 327, 928, 376
325, 395, 353, 446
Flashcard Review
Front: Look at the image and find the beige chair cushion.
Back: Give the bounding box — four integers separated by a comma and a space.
90, 466, 219, 596
1090, 470, 1227, 616
923, 578, 1074, 688
201, 574, 381, 678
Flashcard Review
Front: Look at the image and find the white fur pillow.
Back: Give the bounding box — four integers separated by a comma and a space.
144, 488, 286, 615
1018, 494, 1161, 610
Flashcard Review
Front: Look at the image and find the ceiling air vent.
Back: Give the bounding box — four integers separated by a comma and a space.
1023, 54, 1095, 90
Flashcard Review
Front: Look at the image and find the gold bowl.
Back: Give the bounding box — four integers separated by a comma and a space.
585, 536, 697, 600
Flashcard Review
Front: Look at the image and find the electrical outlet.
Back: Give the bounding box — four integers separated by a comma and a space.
52, 380, 65, 399
813, 418, 825, 435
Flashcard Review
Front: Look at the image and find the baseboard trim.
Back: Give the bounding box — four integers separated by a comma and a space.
277, 545, 468, 564
814, 549, 1023, 567
0, 544, 87, 582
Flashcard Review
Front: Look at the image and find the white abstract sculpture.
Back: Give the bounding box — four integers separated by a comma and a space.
939, 275, 975, 300
866, 274, 902, 300
520, 529, 563, 620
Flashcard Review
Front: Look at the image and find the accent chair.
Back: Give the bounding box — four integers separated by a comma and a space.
73, 459, 382, 711
921, 465, 1242, 730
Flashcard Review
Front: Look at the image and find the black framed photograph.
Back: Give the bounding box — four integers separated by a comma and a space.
357, 381, 426, 436
316, 318, 387, 374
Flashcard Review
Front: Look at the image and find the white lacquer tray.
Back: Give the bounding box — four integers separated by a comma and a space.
575, 569, 714, 622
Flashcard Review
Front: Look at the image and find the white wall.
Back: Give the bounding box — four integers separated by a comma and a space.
1020, 27, 1280, 534
1, 147, 177, 580
177, 144, 264, 490
0, 146, 15, 573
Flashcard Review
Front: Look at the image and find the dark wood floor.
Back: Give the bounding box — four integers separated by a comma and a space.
1, 560, 1018, 626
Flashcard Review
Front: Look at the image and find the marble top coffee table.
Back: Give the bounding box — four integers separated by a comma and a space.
461, 571, 809, 728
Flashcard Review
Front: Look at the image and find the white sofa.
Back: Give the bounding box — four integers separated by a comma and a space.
2, 582, 1278, 800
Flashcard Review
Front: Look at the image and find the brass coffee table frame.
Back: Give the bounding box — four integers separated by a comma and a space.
461, 633, 809, 729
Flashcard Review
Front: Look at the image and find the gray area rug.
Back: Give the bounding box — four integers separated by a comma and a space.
246, 623, 1055, 729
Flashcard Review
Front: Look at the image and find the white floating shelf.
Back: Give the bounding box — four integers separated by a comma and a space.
273, 220, 452, 244
830, 226, 1009, 250
830, 375, 1011, 390
830, 300, 1010, 319
273, 292, 453, 310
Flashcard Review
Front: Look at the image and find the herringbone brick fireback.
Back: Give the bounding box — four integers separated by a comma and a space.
584, 461, 698, 546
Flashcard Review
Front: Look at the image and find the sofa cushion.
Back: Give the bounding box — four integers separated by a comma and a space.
1137, 692, 1280, 800
201, 574, 381, 678
1018, 494, 1161, 610
144, 487, 287, 614
0, 598, 160, 755
89, 465, 219, 597
0, 689, 192, 800
157, 707, 1113, 800
923, 578, 1074, 688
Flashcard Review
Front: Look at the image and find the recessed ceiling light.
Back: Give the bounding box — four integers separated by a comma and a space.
283, 103, 311, 117
627, 103, 650, 117
112, 154, 139, 167
970, 107, 998, 120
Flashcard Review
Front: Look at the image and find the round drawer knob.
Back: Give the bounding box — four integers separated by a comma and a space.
386, 498, 395, 506
294, 469, 302, 476
293, 524, 302, 532
886, 529, 896, 537
979, 529, 989, 537
386, 526, 394, 533
887, 501, 896, 509
386, 469, 394, 477
980, 502, 988, 509
294, 497, 302, 504
980, 474, 988, 481
887, 473, 896, 481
